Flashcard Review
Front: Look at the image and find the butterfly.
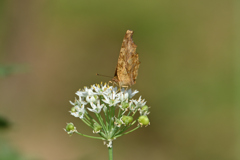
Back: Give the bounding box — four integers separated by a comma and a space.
112, 30, 140, 87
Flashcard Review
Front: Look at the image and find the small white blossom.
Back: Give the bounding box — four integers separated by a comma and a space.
69, 100, 76, 106
92, 83, 111, 96
86, 87, 97, 97
117, 92, 129, 102
128, 89, 139, 98
138, 109, 150, 116
86, 95, 97, 103
121, 88, 139, 98
70, 97, 87, 106
76, 90, 88, 97
128, 101, 137, 112
132, 96, 146, 108
70, 105, 85, 119
88, 101, 104, 113
103, 91, 120, 107
77, 96, 87, 105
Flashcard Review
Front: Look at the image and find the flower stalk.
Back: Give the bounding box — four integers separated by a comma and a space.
108, 145, 113, 160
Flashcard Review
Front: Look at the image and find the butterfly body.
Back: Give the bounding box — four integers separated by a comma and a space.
112, 30, 140, 87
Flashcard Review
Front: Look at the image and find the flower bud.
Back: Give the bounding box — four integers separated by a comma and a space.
130, 104, 136, 110
64, 122, 77, 135
121, 115, 133, 125
66, 123, 75, 132
71, 107, 77, 112
114, 118, 123, 127
141, 105, 149, 112
138, 115, 149, 125
93, 123, 102, 133
122, 102, 129, 109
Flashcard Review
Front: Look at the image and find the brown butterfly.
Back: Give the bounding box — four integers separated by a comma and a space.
112, 30, 140, 87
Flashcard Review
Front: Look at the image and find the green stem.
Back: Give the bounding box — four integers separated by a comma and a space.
108, 145, 113, 160
115, 125, 127, 135
76, 132, 105, 140
82, 118, 93, 128
110, 106, 115, 129
114, 125, 140, 139
117, 108, 122, 119
95, 113, 106, 132
83, 117, 92, 126
104, 110, 109, 131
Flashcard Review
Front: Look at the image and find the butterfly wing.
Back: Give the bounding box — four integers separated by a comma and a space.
115, 30, 140, 87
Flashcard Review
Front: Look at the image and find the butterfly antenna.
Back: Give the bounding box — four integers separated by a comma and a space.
96, 73, 112, 78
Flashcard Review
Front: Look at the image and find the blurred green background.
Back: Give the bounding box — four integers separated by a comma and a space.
0, 0, 236, 160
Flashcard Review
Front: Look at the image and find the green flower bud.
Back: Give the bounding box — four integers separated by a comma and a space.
66, 123, 75, 132
130, 104, 136, 110
71, 107, 77, 112
141, 105, 149, 112
115, 118, 122, 124
138, 115, 150, 125
122, 102, 129, 109
121, 115, 133, 125
93, 123, 102, 133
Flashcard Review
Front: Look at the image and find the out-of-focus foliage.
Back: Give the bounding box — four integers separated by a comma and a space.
0, 140, 24, 160
0, 116, 10, 129
0, 64, 28, 78
0, 138, 39, 160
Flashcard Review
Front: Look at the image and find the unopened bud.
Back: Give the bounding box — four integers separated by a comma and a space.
138, 115, 149, 125
121, 115, 133, 125
122, 102, 129, 109
93, 123, 102, 133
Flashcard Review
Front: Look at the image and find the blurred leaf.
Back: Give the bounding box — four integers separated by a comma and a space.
0, 138, 40, 160
0, 116, 10, 129
0, 139, 24, 160
0, 64, 29, 78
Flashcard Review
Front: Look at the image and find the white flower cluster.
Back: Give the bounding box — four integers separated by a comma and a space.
69, 83, 148, 119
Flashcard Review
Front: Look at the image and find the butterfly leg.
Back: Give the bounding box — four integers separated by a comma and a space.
108, 81, 118, 99
108, 81, 112, 85
121, 86, 128, 93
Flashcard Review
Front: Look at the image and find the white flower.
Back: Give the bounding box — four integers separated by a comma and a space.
70, 97, 87, 107
76, 87, 97, 98
78, 96, 87, 105
66, 83, 150, 144
102, 91, 120, 107
86, 95, 98, 103
132, 96, 146, 108
117, 92, 129, 102
76, 90, 88, 97
128, 101, 137, 112
70, 105, 85, 119
120, 88, 139, 99
87, 101, 104, 113
138, 108, 150, 116
92, 83, 111, 96
86, 87, 97, 97
127, 89, 139, 98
